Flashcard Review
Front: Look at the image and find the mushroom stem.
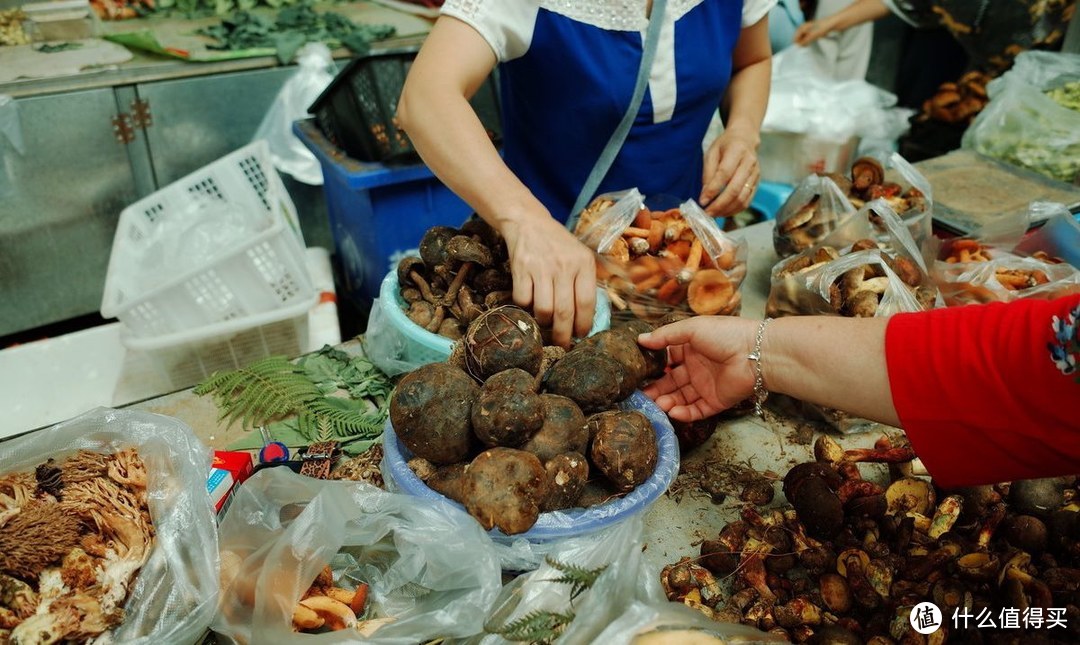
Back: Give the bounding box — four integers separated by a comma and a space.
842, 447, 917, 464
443, 262, 474, 305
425, 306, 446, 333
410, 270, 438, 304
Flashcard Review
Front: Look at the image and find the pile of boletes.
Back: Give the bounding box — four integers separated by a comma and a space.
396, 219, 515, 340
939, 239, 1053, 293
660, 434, 1080, 644
777, 158, 928, 257
767, 238, 936, 318
289, 565, 374, 634
389, 306, 666, 535
919, 71, 991, 126
575, 198, 745, 321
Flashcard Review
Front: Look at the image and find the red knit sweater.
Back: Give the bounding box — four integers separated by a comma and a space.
885, 293, 1080, 488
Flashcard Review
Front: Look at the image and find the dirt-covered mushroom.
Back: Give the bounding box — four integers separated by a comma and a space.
397, 256, 426, 289
472, 267, 512, 295
460, 447, 548, 535
464, 306, 544, 379
885, 478, 936, 516
588, 410, 658, 492
389, 363, 479, 465
543, 349, 629, 413
406, 301, 436, 329
614, 319, 667, 379
573, 329, 648, 397
542, 452, 589, 512
419, 226, 458, 267
519, 394, 588, 462
471, 368, 544, 447
1009, 477, 1067, 517
427, 463, 469, 504
446, 235, 495, 267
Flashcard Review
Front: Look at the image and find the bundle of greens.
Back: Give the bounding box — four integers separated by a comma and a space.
196, 2, 395, 63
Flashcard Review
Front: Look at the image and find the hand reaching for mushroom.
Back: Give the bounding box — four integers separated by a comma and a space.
501, 215, 597, 348
639, 316, 760, 421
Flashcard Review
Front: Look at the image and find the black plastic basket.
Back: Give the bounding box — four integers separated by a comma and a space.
309, 47, 502, 164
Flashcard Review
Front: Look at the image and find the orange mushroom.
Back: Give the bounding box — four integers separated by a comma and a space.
687, 269, 734, 315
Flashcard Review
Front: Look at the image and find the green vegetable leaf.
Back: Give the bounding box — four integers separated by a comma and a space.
273, 30, 306, 64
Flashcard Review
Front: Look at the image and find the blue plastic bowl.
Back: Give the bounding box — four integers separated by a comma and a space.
382, 390, 680, 543
379, 270, 613, 367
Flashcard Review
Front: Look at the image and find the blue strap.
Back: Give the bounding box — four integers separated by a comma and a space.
565, 0, 669, 230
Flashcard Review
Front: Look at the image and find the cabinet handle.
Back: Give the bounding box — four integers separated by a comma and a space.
111, 113, 135, 145
131, 98, 152, 130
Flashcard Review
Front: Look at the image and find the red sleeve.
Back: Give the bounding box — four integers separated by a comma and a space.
885, 293, 1080, 488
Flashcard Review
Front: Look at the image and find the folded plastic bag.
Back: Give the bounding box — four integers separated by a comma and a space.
213, 467, 502, 644
0, 407, 219, 645
592, 599, 786, 644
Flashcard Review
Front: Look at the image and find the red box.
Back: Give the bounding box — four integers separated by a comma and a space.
208, 451, 254, 514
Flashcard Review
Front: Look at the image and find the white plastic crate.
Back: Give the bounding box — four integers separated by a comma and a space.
101, 141, 314, 338
120, 295, 315, 392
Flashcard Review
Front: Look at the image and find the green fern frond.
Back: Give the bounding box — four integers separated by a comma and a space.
306, 398, 385, 439
195, 356, 322, 429
486, 609, 575, 644
543, 557, 607, 601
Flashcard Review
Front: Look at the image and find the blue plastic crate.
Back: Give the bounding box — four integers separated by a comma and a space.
294, 118, 474, 303
749, 181, 796, 221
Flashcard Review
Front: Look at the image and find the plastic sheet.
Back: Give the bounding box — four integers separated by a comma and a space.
0, 407, 220, 645
212, 467, 502, 644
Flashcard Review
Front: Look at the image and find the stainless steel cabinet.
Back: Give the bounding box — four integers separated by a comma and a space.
0, 88, 140, 335
0, 64, 335, 338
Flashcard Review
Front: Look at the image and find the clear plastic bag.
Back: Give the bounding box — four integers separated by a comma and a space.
253, 43, 336, 185
1014, 203, 1080, 268
767, 202, 937, 319
773, 173, 856, 257
456, 515, 664, 645
575, 191, 748, 322
592, 599, 786, 644
0, 407, 220, 644
961, 51, 1080, 185
212, 467, 502, 644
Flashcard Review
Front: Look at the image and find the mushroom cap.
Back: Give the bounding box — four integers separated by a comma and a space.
687, 269, 734, 315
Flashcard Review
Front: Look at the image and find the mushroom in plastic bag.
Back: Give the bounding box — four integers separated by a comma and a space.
212, 467, 501, 644
0, 407, 219, 645
575, 190, 748, 322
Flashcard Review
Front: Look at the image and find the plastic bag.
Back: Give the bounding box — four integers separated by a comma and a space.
456, 515, 664, 645
0, 407, 220, 644
364, 294, 443, 377
962, 51, 1080, 185
253, 43, 336, 185
765, 46, 912, 144
932, 203, 1080, 306
767, 201, 937, 319
1014, 203, 1080, 268
213, 467, 502, 644
592, 599, 786, 644
575, 191, 748, 322
773, 152, 933, 258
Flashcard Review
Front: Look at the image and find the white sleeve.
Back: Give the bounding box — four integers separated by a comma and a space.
440, 0, 540, 62
742, 0, 779, 27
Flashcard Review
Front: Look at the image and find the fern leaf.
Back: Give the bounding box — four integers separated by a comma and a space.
193, 356, 322, 430
543, 557, 607, 602
307, 398, 385, 440
486, 610, 574, 644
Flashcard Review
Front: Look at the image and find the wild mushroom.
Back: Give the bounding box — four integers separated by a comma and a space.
419, 226, 458, 267
687, 269, 734, 315
850, 157, 885, 194
445, 235, 494, 267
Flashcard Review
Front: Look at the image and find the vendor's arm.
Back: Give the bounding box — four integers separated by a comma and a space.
700, 15, 772, 217
793, 0, 891, 46
640, 294, 1080, 487
397, 16, 596, 348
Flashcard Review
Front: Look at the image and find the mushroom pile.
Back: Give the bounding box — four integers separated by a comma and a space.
919, 72, 992, 126
0, 449, 154, 644
776, 158, 928, 257
661, 435, 1080, 644
767, 238, 936, 319
391, 307, 667, 535
932, 239, 1079, 306
575, 199, 745, 322
396, 218, 515, 340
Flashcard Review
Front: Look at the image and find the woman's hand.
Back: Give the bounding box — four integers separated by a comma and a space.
699, 127, 760, 218
793, 16, 841, 46
502, 216, 597, 348
638, 316, 759, 421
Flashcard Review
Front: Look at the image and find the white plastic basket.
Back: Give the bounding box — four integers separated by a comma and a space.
120, 295, 315, 391
101, 141, 314, 338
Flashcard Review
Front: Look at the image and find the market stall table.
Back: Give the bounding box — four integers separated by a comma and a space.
120, 218, 904, 583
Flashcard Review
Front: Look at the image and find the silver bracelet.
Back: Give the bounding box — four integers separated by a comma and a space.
747, 318, 773, 419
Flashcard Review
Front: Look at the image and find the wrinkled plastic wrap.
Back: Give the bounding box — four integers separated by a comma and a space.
253, 43, 336, 185
212, 467, 502, 644
0, 407, 220, 644
592, 599, 787, 644
773, 174, 856, 258
575, 190, 748, 323
382, 391, 680, 572
962, 51, 1080, 185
